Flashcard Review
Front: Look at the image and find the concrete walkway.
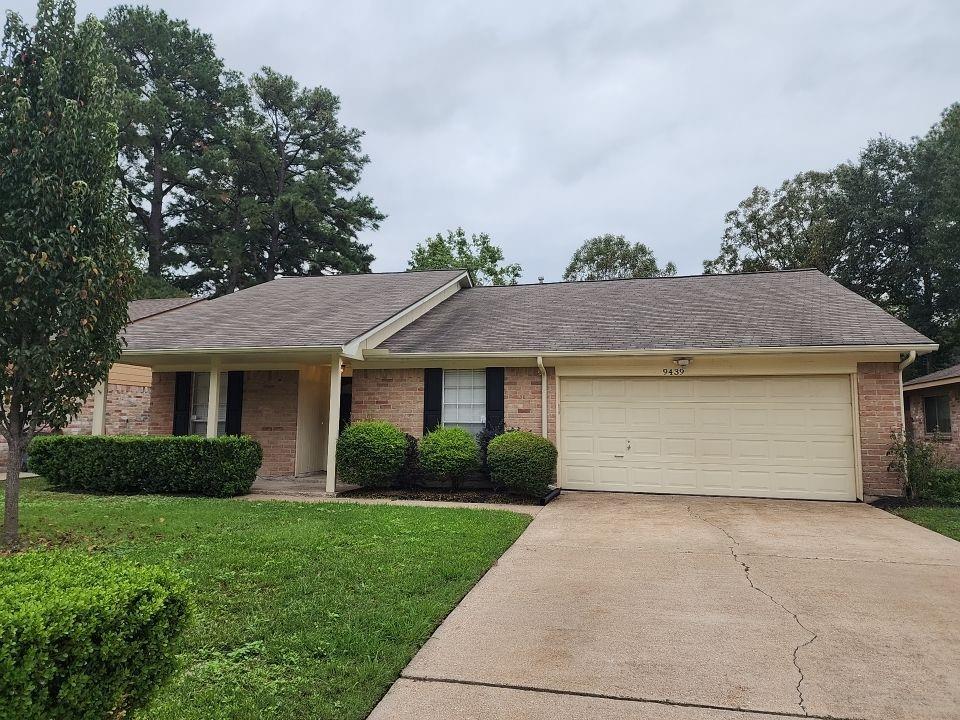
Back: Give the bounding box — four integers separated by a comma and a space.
370, 491, 960, 720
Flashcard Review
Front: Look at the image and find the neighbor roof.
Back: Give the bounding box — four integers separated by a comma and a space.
128, 297, 202, 323
904, 362, 960, 387
380, 269, 935, 354
123, 270, 467, 351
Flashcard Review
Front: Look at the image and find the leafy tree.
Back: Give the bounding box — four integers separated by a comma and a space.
102, 5, 246, 277
132, 271, 191, 299
0, 0, 135, 545
563, 234, 676, 281
179, 68, 384, 294
703, 171, 841, 275
408, 227, 521, 285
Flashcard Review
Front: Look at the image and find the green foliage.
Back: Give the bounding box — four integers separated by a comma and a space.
705, 104, 960, 374
178, 67, 384, 295
103, 5, 247, 278
418, 427, 480, 489
408, 227, 521, 286
28, 435, 262, 497
564, 233, 676, 281
0, 550, 189, 720
0, 0, 135, 544
486, 430, 557, 497
336, 421, 408, 487
888, 432, 958, 503
131, 269, 191, 299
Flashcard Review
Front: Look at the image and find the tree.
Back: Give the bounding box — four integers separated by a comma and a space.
408, 228, 522, 285
0, 0, 135, 546
179, 68, 384, 295
563, 234, 676, 281
703, 171, 842, 275
102, 5, 246, 277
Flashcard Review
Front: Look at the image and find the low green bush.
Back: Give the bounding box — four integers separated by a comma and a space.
487, 430, 557, 497
336, 421, 408, 487
0, 551, 190, 720
918, 467, 960, 505
418, 426, 480, 490
28, 435, 262, 497
888, 433, 959, 504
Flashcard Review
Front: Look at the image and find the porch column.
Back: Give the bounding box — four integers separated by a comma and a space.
325, 355, 342, 493
91, 381, 107, 436
206, 361, 221, 438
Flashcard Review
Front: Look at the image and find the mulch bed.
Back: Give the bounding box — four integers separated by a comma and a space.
341, 486, 539, 506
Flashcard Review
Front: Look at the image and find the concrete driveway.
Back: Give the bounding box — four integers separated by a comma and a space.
370, 491, 960, 720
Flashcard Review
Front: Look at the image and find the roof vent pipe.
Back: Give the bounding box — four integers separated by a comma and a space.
536, 355, 548, 438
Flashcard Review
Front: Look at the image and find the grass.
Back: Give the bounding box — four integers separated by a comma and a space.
5, 477, 531, 719
891, 505, 960, 542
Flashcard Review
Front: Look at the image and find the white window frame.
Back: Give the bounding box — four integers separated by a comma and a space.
190, 372, 228, 436
442, 369, 486, 434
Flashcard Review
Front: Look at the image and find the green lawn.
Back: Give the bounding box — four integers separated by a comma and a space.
891, 505, 960, 542
6, 477, 531, 720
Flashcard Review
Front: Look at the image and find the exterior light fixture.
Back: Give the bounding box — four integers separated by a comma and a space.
673, 357, 692, 367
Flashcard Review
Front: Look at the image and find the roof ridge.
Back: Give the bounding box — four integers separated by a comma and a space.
459, 268, 823, 290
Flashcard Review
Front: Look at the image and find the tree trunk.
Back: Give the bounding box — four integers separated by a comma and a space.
3, 439, 21, 549
148, 141, 164, 277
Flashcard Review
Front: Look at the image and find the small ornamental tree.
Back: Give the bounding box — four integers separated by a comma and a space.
0, 0, 134, 546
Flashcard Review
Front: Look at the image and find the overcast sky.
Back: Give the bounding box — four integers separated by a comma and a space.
9, 1, 960, 281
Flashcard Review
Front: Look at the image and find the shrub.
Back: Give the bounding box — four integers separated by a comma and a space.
0, 550, 190, 720
28, 435, 262, 497
418, 427, 480, 490
336, 421, 408, 487
487, 430, 558, 497
918, 468, 960, 505
400, 433, 422, 488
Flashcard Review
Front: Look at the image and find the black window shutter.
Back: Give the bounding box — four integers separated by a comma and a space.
172, 372, 192, 436
485, 367, 505, 432
423, 368, 443, 434
225, 371, 244, 435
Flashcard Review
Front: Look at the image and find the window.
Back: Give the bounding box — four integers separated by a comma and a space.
442, 369, 486, 434
190, 372, 228, 436
924, 395, 952, 435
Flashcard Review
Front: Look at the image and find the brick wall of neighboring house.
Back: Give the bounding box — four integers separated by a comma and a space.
857, 362, 906, 497
351, 368, 425, 437
905, 384, 960, 467
241, 370, 299, 476
504, 366, 557, 443
149, 372, 176, 435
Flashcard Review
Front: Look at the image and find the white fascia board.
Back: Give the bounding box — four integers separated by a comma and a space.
341, 271, 470, 360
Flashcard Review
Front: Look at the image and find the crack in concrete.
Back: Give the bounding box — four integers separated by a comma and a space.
686, 505, 818, 716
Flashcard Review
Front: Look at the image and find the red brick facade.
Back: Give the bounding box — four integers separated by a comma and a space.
905, 384, 960, 467
857, 362, 906, 497
504, 366, 557, 442
151, 370, 299, 476
351, 368, 425, 436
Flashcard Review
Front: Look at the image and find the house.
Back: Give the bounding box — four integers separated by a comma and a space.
904, 362, 960, 466
116, 268, 936, 501
0, 297, 200, 469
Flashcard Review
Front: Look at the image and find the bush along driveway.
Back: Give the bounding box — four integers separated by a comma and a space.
4, 478, 530, 720
372, 492, 960, 720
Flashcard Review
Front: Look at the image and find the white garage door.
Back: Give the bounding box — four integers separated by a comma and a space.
560, 375, 857, 501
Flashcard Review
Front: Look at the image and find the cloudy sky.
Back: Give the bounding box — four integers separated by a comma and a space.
10, 1, 960, 281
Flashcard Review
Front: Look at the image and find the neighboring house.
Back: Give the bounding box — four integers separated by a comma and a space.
904, 362, 960, 466
120, 268, 936, 501
0, 296, 201, 469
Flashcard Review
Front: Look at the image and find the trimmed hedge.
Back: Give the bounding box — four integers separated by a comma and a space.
418, 427, 480, 490
0, 551, 190, 720
487, 430, 557, 497
28, 435, 262, 497
336, 421, 408, 487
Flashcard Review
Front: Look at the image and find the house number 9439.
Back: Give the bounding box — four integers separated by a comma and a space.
662, 368, 685, 376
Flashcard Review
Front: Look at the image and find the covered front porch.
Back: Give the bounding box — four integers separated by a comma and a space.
112, 349, 353, 494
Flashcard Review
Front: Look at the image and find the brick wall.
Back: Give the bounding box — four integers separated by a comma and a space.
150, 372, 176, 435
504, 366, 557, 442
906, 385, 960, 467
351, 368, 425, 436
241, 370, 299, 476
857, 362, 906, 497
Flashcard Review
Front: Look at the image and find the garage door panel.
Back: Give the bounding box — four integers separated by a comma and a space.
560, 375, 857, 501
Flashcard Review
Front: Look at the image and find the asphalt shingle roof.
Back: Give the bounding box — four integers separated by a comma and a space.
380, 269, 934, 353
128, 297, 202, 322
124, 270, 465, 351
904, 362, 960, 387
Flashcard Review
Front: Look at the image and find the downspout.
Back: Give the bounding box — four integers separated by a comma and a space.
536, 355, 548, 438
898, 350, 917, 434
